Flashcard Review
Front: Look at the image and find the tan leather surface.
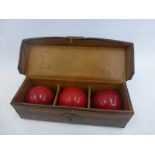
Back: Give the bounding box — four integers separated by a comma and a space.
27, 45, 126, 82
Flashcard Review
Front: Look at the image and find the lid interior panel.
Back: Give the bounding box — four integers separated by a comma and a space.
27, 45, 126, 82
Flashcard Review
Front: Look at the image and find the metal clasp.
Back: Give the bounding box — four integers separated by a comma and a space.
61, 114, 81, 123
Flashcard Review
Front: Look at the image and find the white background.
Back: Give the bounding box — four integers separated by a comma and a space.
0, 19, 155, 134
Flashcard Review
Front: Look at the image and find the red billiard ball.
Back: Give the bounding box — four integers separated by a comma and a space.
93, 89, 122, 110
59, 87, 87, 107
26, 85, 54, 105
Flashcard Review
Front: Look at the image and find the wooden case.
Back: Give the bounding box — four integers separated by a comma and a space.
10, 37, 134, 128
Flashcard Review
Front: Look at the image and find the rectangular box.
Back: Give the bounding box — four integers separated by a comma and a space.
11, 37, 134, 128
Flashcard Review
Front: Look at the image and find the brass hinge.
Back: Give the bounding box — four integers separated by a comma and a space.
66, 36, 84, 42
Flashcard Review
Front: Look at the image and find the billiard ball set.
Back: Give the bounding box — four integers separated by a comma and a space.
25, 85, 122, 110
11, 37, 134, 128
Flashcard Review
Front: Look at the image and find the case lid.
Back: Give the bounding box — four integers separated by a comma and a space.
18, 37, 134, 83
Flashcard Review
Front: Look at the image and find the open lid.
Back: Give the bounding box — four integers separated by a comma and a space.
18, 37, 134, 83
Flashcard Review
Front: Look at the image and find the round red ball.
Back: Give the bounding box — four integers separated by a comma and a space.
93, 89, 122, 110
26, 85, 54, 105
59, 87, 87, 107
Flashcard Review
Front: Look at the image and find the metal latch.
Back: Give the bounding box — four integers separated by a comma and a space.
61, 114, 81, 123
